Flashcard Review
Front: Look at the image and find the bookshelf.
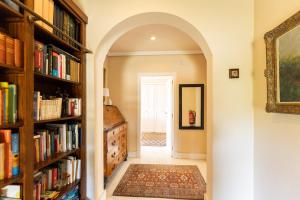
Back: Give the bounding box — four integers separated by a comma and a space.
0, 0, 89, 199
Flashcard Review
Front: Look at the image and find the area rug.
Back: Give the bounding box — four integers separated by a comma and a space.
113, 164, 206, 200
141, 132, 166, 146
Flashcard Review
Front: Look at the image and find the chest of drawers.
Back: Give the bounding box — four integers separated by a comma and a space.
103, 105, 127, 182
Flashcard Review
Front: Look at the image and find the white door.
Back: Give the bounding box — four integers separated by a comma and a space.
141, 80, 168, 133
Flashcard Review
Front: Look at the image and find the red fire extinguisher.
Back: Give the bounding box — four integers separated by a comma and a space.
189, 110, 196, 125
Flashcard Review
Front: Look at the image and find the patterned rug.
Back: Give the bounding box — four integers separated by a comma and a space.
113, 164, 206, 200
141, 132, 166, 146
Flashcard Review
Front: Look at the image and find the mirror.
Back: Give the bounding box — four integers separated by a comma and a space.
179, 84, 204, 130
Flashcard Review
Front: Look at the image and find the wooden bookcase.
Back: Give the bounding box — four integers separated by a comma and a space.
0, 0, 88, 199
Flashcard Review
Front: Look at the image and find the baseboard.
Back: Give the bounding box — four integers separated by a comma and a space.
128, 151, 138, 158
173, 152, 206, 160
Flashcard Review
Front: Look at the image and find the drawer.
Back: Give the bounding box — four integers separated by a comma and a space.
115, 151, 126, 165
119, 140, 126, 151
119, 131, 126, 139
107, 147, 119, 164
107, 128, 119, 140
107, 137, 120, 152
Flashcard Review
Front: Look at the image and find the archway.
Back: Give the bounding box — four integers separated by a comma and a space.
93, 12, 213, 200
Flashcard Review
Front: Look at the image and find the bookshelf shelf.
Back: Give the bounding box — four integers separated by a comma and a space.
34, 72, 80, 85
34, 149, 80, 172
34, 116, 82, 124
0, 63, 24, 73
0, 120, 24, 129
0, 174, 23, 189
0, 1, 23, 18
34, 24, 81, 56
54, 179, 80, 200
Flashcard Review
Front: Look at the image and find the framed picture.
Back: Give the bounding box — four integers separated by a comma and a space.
229, 68, 239, 79
265, 10, 300, 114
179, 84, 204, 130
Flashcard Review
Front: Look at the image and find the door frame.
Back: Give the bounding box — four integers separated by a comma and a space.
137, 72, 176, 158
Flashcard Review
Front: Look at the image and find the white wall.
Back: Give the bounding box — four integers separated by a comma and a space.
253, 1, 300, 200
74, 1, 254, 200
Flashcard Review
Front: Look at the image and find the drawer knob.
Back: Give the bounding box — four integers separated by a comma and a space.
111, 152, 116, 158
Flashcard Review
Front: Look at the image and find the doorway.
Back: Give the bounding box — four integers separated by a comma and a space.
139, 75, 174, 158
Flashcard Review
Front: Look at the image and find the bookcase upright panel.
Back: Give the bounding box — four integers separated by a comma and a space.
0, 0, 88, 199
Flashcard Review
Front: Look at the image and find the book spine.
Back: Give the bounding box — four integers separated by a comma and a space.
5, 36, 14, 65
8, 84, 17, 123
0, 129, 12, 178
0, 143, 4, 180
11, 132, 19, 176
14, 38, 22, 67
47, 46, 53, 75
52, 51, 58, 77
34, 41, 44, 73
0, 33, 6, 64
0, 89, 3, 125
0, 82, 9, 124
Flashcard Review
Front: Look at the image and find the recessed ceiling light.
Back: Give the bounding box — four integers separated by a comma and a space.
150, 36, 156, 41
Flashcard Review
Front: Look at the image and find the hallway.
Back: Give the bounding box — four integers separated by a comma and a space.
106, 146, 207, 199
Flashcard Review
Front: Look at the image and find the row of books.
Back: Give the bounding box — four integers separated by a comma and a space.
34, 123, 81, 164
0, 185, 21, 200
0, 31, 22, 67
34, 91, 82, 121
33, 157, 81, 200
0, 83, 17, 125
0, 130, 19, 181
34, 0, 80, 45
60, 185, 79, 200
34, 42, 81, 82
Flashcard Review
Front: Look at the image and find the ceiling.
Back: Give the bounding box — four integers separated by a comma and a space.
109, 24, 202, 53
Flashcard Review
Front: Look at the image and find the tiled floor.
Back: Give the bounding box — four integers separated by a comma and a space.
106, 146, 207, 200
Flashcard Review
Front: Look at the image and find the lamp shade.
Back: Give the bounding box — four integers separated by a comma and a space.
103, 88, 110, 97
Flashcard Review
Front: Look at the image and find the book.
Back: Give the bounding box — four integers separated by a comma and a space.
5, 36, 14, 66
0, 90, 3, 125
0, 143, 4, 180
33, 123, 80, 164
34, 0, 43, 27
11, 132, 19, 176
0, 82, 9, 124
48, 0, 54, 33
8, 84, 17, 123
0, 32, 5, 64
42, 0, 49, 31
34, 41, 44, 73
13, 39, 22, 67
0, 184, 21, 198
0, 129, 12, 179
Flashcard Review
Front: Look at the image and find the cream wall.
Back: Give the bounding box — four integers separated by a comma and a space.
106, 54, 207, 155
74, 1, 254, 200
254, 1, 300, 200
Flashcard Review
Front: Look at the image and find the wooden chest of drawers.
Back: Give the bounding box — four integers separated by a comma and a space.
103, 105, 127, 181
104, 122, 127, 177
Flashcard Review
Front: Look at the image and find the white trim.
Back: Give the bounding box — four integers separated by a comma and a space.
107, 50, 203, 57
128, 151, 138, 158
173, 152, 207, 160
96, 190, 106, 200
137, 73, 176, 158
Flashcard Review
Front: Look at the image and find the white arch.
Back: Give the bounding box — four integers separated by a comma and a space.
93, 12, 213, 200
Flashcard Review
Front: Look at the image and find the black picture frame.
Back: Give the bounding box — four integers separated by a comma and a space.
179, 84, 204, 130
